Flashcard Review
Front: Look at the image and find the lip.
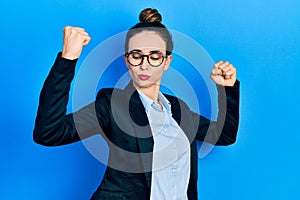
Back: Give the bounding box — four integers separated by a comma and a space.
138, 74, 150, 81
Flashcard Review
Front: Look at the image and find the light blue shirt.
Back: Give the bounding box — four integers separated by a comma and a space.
137, 90, 191, 200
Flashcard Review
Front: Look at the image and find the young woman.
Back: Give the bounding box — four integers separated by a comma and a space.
33, 8, 240, 200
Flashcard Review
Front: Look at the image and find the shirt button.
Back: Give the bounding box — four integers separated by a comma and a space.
171, 169, 176, 175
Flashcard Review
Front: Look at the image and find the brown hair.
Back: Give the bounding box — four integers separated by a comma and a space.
125, 8, 173, 55
139, 8, 162, 23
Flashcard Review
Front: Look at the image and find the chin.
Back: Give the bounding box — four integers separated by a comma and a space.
133, 80, 154, 88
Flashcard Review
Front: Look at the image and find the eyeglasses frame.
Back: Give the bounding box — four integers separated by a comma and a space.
125, 50, 168, 67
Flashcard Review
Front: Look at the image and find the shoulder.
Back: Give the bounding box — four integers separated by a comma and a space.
96, 88, 114, 100
96, 88, 126, 99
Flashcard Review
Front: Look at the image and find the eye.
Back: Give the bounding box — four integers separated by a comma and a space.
131, 52, 142, 59
150, 53, 162, 60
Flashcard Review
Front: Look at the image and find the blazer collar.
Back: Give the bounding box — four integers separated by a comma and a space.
124, 81, 154, 188
124, 81, 139, 104
124, 81, 182, 127
123, 81, 189, 188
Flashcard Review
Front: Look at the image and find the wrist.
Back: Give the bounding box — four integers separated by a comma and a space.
61, 51, 78, 60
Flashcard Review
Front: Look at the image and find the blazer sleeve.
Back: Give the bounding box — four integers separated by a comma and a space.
33, 53, 110, 146
193, 80, 240, 146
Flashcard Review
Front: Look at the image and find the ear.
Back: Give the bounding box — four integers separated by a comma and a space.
164, 55, 172, 70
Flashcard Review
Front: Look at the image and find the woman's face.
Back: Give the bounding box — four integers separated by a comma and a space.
125, 31, 172, 89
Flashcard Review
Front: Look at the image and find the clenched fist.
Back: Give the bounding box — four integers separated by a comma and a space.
61, 26, 91, 60
210, 61, 237, 86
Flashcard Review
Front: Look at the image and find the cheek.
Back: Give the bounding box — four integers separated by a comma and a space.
128, 68, 140, 81
128, 68, 135, 77
152, 68, 165, 78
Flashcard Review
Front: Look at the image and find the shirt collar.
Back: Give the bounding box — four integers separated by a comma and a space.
137, 90, 172, 114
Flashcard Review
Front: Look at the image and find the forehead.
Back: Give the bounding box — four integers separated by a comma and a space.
128, 31, 166, 52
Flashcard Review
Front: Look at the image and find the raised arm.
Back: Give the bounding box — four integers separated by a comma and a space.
194, 61, 240, 146
33, 26, 103, 146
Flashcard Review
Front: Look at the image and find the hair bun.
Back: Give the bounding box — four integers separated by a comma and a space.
139, 8, 162, 23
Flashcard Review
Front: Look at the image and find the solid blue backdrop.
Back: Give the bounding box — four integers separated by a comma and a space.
1, 0, 299, 199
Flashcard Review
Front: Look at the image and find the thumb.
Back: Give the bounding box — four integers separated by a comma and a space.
211, 68, 222, 76
82, 35, 91, 46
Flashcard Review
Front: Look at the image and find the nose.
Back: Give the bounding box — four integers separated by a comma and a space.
140, 57, 149, 70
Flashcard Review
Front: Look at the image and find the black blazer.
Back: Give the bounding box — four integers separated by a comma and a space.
33, 53, 240, 200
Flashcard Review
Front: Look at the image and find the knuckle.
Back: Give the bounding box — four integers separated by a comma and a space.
64, 26, 71, 31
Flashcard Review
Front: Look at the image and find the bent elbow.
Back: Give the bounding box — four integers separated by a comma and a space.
33, 134, 48, 146
216, 130, 238, 146
33, 128, 57, 147
222, 137, 237, 146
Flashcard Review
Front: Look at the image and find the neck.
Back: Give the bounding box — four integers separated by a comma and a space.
133, 82, 160, 102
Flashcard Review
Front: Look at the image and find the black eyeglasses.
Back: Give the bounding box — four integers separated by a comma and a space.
125, 50, 168, 67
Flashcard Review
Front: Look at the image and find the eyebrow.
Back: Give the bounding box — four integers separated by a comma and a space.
130, 49, 142, 53
130, 49, 164, 54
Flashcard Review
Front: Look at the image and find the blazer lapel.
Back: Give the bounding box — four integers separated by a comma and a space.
166, 95, 195, 143
125, 82, 153, 189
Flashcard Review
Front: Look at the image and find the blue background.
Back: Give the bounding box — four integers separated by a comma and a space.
1, 0, 299, 199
